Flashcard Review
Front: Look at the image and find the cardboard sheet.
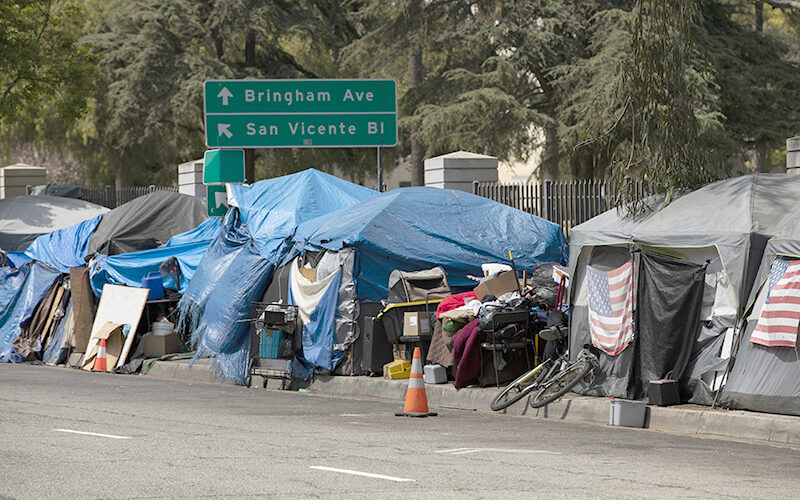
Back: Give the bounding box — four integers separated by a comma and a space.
81, 322, 124, 371
70, 267, 97, 352
81, 284, 149, 370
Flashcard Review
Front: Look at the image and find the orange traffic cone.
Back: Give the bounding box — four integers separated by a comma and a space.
395, 347, 437, 417
92, 339, 108, 372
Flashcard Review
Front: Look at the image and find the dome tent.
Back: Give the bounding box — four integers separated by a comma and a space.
568, 174, 800, 405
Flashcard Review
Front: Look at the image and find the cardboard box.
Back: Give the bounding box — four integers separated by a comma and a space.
403, 312, 432, 336
142, 332, 181, 357
473, 270, 522, 300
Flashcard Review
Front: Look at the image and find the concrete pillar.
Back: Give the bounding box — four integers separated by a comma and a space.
424, 151, 498, 192
178, 159, 204, 196
0, 164, 46, 198
787, 137, 800, 175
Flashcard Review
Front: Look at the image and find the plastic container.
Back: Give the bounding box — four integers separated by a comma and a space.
259, 329, 283, 359
609, 398, 646, 428
151, 320, 174, 336
383, 359, 411, 380
423, 364, 447, 384
141, 272, 165, 300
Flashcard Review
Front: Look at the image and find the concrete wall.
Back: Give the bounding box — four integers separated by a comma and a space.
424, 151, 498, 192
0, 164, 47, 198
178, 159, 204, 197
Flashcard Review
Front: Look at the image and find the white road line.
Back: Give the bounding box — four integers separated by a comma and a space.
310, 466, 415, 483
53, 429, 131, 440
438, 447, 561, 455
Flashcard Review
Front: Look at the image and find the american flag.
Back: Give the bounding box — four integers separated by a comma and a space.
751, 259, 800, 348
586, 258, 636, 356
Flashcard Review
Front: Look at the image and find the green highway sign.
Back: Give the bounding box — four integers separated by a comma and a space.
204, 79, 397, 148
203, 149, 245, 184
207, 185, 229, 217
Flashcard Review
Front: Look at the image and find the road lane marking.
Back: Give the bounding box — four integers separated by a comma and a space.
437, 448, 561, 455
310, 466, 415, 482
53, 429, 131, 440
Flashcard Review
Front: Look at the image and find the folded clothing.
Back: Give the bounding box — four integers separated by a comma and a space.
436, 291, 478, 319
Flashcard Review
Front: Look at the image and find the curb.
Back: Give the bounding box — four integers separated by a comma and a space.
143, 359, 800, 446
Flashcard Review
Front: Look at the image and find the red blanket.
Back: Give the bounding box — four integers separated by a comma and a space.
437, 291, 477, 319
452, 318, 487, 389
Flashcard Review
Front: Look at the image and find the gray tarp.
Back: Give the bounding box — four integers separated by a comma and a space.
0, 196, 108, 251
88, 191, 206, 256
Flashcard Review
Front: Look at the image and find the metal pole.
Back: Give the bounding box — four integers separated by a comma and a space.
377, 146, 383, 192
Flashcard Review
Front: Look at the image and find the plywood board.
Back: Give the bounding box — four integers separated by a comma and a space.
39, 286, 64, 344
70, 267, 97, 353
81, 284, 149, 370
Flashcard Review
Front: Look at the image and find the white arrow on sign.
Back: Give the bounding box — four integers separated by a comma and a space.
217, 87, 233, 105
217, 123, 233, 139
214, 191, 228, 210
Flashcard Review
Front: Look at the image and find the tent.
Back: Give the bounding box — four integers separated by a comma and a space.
280, 186, 568, 376
89, 218, 221, 295
24, 215, 104, 273
720, 211, 800, 416
87, 191, 207, 256
568, 174, 800, 403
0, 195, 108, 251
177, 169, 379, 383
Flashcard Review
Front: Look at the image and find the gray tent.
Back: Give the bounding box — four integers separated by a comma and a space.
569, 174, 800, 403
0, 195, 109, 251
721, 211, 800, 416
88, 191, 206, 256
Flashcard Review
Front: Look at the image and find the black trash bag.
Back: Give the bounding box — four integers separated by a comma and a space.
528, 262, 561, 307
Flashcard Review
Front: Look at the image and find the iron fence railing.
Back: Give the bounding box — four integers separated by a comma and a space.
473, 179, 649, 235
80, 185, 178, 208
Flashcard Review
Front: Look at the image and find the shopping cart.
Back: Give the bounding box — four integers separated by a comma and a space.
246, 302, 298, 389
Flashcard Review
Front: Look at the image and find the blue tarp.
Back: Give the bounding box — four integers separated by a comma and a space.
23, 215, 103, 273
5, 251, 31, 268
228, 169, 379, 262
89, 218, 221, 296
178, 169, 378, 383
292, 186, 569, 301
289, 269, 343, 379
0, 261, 61, 362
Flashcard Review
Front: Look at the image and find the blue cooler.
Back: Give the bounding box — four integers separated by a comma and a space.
141, 272, 165, 299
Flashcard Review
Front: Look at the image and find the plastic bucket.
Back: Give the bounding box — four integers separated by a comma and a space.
152, 320, 174, 336
141, 272, 165, 300
609, 398, 646, 428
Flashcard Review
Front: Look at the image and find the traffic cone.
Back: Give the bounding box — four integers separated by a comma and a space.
395, 347, 437, 417
92, 339, 108, 372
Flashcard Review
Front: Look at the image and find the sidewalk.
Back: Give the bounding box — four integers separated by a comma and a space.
144, 358, 800, 446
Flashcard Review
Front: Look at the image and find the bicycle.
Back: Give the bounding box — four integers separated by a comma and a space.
527, 345, 599, 409
489, 318, 567, 411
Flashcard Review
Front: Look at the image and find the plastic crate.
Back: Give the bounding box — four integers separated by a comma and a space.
258, 329, 283, 359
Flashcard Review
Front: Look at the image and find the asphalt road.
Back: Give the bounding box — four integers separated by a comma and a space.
1, 363, 798, 499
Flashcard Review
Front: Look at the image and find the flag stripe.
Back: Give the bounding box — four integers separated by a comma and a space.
751, 259, 800, 348
587, 258, 635, 357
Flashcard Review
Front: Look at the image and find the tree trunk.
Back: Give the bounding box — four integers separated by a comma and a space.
541, 121, 560, 180
409, 45, 425, 186
244, 29, 256, 182
751, 141, 769, 172
755, 1, 764, 32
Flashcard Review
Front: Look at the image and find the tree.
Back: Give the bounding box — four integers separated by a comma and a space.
0, 0, 97, 123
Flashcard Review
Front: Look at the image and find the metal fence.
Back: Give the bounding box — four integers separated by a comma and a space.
80, 185, 178, 208
473, 179, 649, 235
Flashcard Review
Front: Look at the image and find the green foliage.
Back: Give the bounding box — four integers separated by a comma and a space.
0, 0, 98, 122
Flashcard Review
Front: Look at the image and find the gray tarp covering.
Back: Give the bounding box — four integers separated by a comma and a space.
88, 191, 206, 256
721, 233, 800, 415
570, 174, 800, 400
0, 195, 109, 251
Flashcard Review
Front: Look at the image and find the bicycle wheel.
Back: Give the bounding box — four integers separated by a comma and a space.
490, 361, 550, 411
528, 361, 593, 409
